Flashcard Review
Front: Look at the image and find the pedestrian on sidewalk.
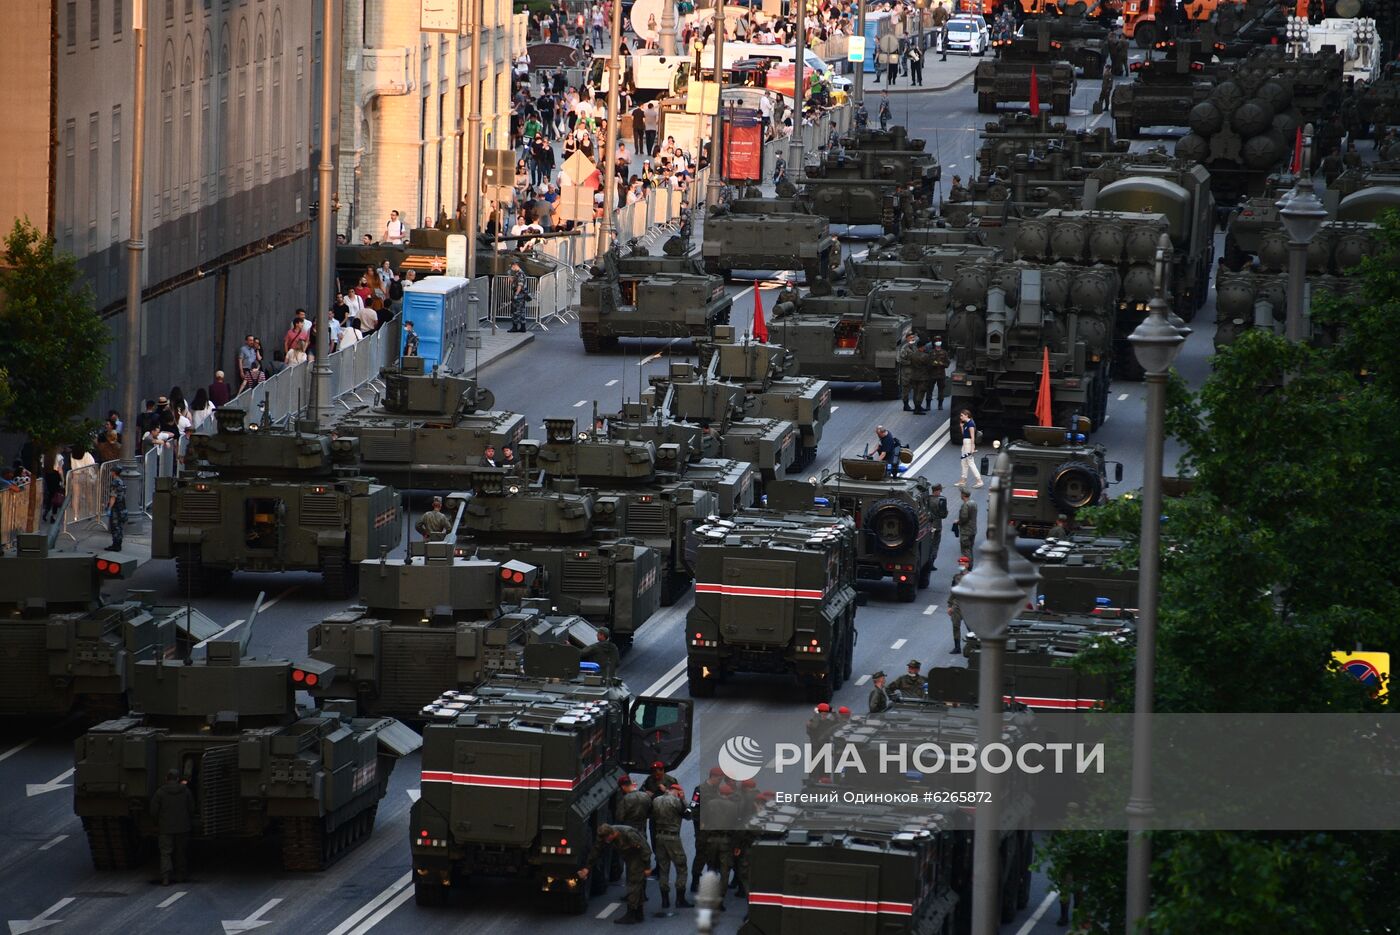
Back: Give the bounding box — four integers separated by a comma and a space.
909, 42, 923, 85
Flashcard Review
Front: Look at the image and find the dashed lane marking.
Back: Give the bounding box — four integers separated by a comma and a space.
38, 835, 68, 852
1117, 393, 1129, 401
855, 674, 871, 686
597, 902, 622, 920
157, 891, 187, 909
891, 638, 907, 650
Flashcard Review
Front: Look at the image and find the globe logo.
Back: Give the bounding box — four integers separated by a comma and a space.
718, 735, 765, 782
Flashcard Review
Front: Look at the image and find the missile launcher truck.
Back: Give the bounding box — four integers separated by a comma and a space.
411, 642, 692, 910
73, 601, 420, 872
702, 192, 839, 283
152, 407, 402, 599
0, 535, 220, 720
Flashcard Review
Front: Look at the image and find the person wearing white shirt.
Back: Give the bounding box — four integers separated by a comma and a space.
358, 304, 379, 334
384, 210, 406, 245
344, 290, 365, 319
339, 319, 362, 349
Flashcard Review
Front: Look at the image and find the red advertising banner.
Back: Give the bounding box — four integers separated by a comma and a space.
723, 107, 764, 183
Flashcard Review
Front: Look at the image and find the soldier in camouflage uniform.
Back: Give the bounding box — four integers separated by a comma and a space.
887, 659, 926, 699
641, 761, 677, 871
896, 333, 921, 412
611, 777, 652, 883
699, 784, 740, 911
930, 482, 949, 570
508, 260, 530, 333
689, 767, 726, 893
651, 784, 692, 909
956, 487, 977, 564
921, 338, 950, 411
730, 779, 760, 898
806, 702, 836, 748
587, 824, 652, 924
869, 671, 891, 713
949, 557, 969, 653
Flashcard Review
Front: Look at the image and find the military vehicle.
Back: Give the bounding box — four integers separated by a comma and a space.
601, 404, 759, 515
768, 285, 914, 398
73, 604, 420, 871
328, 357, 527, 490
802, 125, 941, 231
978, 425, 1123, 538
1030, 535, 1138, 613
846, 241, 1000, 294
975, 25, 1077, 116
336, 228, 566, 285
152, 407, 402, 599
1032, 12, 1110, 75
446, 470, 665, 645
977, 113, 1128, 181
411, 641, 692, 910
767, 459, 938, 603
685, 512, 858, 700
944, 269, 1114, 436
0, 535, 220, 720
1212, 267, 1358, 348
577, 242, 732, 352
702, 192, 838, 283
1111, 39, 1214, 139
1224, 207, 1379, 276
698, 325, 833, 469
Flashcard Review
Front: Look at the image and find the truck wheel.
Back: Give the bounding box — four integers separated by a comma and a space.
1047, 460, 1105, 514
977, 92, 996, 114
895, 579, 918, 603
687, 662, 716, 698
1114, 349, 1146, 382
878, 374, 900, 400
175, 546, 206, 595
804, 676, 833, 704
1051, 95, 1071, 117
415, 882, 450, 907
660, 569, 693, 606
321, 550, 352, 600
83, 815, 143, 870
1134, 23, 1157, 48
560, 888, 589, 915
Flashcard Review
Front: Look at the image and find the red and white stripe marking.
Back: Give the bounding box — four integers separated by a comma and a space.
421, 771, 576, 791
694, 583, 824, 600
747, 892, 914, 916
1011, 488, 1039, 500
1006, 695, 1104, 710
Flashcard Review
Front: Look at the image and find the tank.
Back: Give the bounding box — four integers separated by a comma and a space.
978, 113, 1128, 185
328, 356, 527, 490
767, 285, 914, 397
765, 459, 939, 603
73, 606, 421, 872
984, 424, 1121, 538
684, 511, 858, 701
151, 407, 402, 598
1111, 39, 1214, 139
697, 325, 833, 468
577, 242, 732, 352
0, 534, 220, 720
1029, 535, 1138, 613
974, 24, 1077, 116
802, 124, 941, 230
446, 470, 666, 646
701, 197, 838, 282
410, 642, 693, 910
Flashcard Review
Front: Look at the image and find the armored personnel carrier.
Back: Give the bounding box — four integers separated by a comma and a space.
767, 458, 938, 603
328, 357, 526, 490
698, 325, 832, 469
411, 642, 692, 910
601, 403, 759, 515
802, 125, 941, 231
685, 512, 858, 700
447, 470, 665, 645
975, 26, 1077, 116
768, 285, 913, 398
980, 424, 1122, 537
1030, 535, 1137, 613
577, 242, 732, 352
977, 113, 1128, 181
846, 241, 1000, 294
0, 534, 220, 720
73, 609, 420, 872
152, 407, 402, 598
1111, 38, 1214, 139
701, 192, 838, 283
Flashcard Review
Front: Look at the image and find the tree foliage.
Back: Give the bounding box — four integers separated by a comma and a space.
1041, 212, 1400, 929
0, 218, 110, 461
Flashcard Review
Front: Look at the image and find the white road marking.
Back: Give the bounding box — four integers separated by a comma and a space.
341, 887, 415, 935
37, 835, 67, 852
855, 674, 871, 686
327, 873, 413, 935
195, 586, 298, 648
606, 379, 619, 386
26, 768, 75, 797
830, 405, 839, 413
157, 891, 187, 909
891, 638, 907, 650
1013, 892, 1060, 935
1117, 393, 1129, 401
922, 604, 939, 616
906, 431, 952, 477
597, 902, 622, 920
640, 659, 689, 697
574, 399, 588, 408
0, 738, 36, 765
7, 896, 75, 934
221, 897, 282, 934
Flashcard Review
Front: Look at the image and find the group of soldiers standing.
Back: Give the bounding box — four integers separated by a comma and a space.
896, 331, 952, 414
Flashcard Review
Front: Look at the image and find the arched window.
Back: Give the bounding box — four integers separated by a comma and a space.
237, 18, 249, 186
219, 25, 230, 195
161, 42, 175, 218
271, 10, 283, 177
182, 43, 194, 205
255, 13, 266, 182
201, 29, 212, 202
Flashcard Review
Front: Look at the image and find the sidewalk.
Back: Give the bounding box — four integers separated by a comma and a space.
854, 55, 979, 93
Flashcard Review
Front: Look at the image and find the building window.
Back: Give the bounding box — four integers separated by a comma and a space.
63, 120, 75, 249
90, 0, 100, 44
113, 0, 122, 37
165, 0, 174, 21
295, 48, 304, 167
88, 113, 99, 255
185, 0, 193, 18
161, 59, 174, 218
66, 2, 77, 50
111, 106, 122, 243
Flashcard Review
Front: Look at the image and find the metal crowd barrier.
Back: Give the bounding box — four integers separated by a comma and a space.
0, 485, 33, 552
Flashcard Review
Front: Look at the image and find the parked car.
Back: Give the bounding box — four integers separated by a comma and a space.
944, 15, 990, 55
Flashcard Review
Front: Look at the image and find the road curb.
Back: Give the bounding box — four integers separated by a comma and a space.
474, 332, 536, 372
868, 69, 977, 94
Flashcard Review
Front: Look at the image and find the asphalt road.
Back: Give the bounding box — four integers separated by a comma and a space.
1, 68, 1196, 935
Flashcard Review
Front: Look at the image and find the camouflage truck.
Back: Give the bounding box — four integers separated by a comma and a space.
944, 268, 1115, 439
685, 512, 858, 701
411, 642, 692, 910
697, 325, 833, 469
1110, 38, 1214, 139
1030, 535, 1138, 613
979, 424, 1123, 538
0, 534, 219, 720
975, 25, 1077, 116
767, 458, 938, 603
701, 194, 839, 283
151, 408, 402, 598
577, 242, 732, 352
446, 470, 664, 646
328, 356, 527, 490
768, 285, 914, 398
73, 608, 420, 872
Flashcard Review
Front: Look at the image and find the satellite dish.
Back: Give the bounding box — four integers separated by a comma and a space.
1335, 0, 1360, 17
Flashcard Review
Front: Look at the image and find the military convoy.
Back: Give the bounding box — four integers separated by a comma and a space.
768, 286, 913, 398
329, 357, 527, 490
577, 242, 733, 352
685, 511, 858, 701
975, 28, 1077, 116
702, 192, 839, 283
411, 642, 692, 910
0, 535, 219, 720
152, 408, 402, 598
1111, 38, 1214, 139
74, 607, 419, 872
801, 125, 941, 231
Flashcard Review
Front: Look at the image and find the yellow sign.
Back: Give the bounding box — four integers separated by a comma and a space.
687, 80, 720, 117
1333, 651, 1390, 700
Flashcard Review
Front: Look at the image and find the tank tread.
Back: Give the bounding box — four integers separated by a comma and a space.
581, 322, 602, 353
83, 815, 141, 870
175, 546, 205, 596
281, 806, 377, 872
321, 549, 353, 601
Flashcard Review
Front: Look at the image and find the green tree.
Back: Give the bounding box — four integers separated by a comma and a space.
1040, 213, 1400, 930
0, 218, 110, 467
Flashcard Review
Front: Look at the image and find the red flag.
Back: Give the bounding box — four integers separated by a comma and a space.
752, 287, 769, 343
1290, 125, 1304, 174
1034, 346, 1054, 427
1028, 66, 1040, 117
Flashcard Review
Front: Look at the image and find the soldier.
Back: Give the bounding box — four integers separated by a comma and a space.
948, 174, 970, 203
897, 333, 922, 412
106, 465, 127, 552
150, 768, 195, 886
888, 659, 926, 699
641, 760, 677, 870
415, 496, 451, 541
508, 259, 530, 333
806, 702, 837, 749
699, 784, 740, 911
1095, 62, 1113, 116
1110, 29, 1128, 77
1046, 514, 1071, 540
402, 319, 419, 357
731, 779, 760, 898
584, 824, 652, 924
689, 766, 726, 893
921, 338, 950, 411
949, 557, 969, 652
614, 776, 653, 833
868, 670, 891, 713
879, 92, 893, 131
908, 41, 924, 86
929, 481, 949, 569
652, 784, 692, 909
874, 425, 903, 477
854, 102, 870, 131
479, 445, 500, 468
956, 487, 978, 563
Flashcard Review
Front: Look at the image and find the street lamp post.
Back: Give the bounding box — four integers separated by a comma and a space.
1123, 234, 1187, 935
789, 0, 806, 182
660, 0, 677, 56
1276, 124, 1327, 345
120, 0, 148, 476
464, 0, 485, 299
310, 0, 339, 424
854, 0, 868, 107
705, 1, 727, 208
952, 453, 1035, 935
599, 0, 624, 254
